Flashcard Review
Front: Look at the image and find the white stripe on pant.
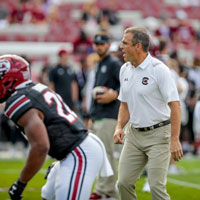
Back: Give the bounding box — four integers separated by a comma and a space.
41, 134, 104, 200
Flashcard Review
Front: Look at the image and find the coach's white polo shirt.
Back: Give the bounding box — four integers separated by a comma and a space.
118, 53, 179, 128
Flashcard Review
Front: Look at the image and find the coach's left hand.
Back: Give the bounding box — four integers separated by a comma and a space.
170, 139, 183, 162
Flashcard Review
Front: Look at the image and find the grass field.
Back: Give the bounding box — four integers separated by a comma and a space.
0, 156, 200, 200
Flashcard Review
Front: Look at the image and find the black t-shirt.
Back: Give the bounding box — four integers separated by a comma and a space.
90, 55, 121, 120
49, 64, 77, 109
4, 82, 87, 160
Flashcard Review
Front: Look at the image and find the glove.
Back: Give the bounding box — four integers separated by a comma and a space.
8, 179, 27, 200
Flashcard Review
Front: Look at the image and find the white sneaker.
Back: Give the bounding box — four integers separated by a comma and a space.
142, 180, 150, 193
168, 164, 180, 175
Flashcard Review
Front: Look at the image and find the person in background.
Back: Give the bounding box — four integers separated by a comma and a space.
48, 48, 79, 110
97, 0, 119, 33
171, 10, 196, 48
8, 0, 29, 24
75, 56, 89, 114
0, 54, 113, 200
80, 1, 99, 37
38, 65, 51, 86
73, 29, 93, 62
81, 52, 100, 128
193, 96, 200, 154
184, 79, 198, 154
89, 32, 121, 200
114, 27, 183, 200
155, 38, 182, 174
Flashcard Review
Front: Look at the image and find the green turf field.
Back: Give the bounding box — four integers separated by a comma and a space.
0, 156, 200, 200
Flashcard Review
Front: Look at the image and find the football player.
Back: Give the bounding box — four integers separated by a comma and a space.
0, 55, 113, 200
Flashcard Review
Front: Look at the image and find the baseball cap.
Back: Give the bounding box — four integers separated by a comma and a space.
58, 48, 69, 57
93, 34, 110, 44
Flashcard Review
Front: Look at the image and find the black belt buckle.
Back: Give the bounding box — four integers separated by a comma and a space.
136, 120, 170, 132
149, 126, 154, 130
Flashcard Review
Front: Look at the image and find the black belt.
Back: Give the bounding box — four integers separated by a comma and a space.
135, 120, 170, 132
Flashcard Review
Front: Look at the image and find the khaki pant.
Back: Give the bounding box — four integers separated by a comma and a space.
89, 118, 118, 198
118, 124, 171, 200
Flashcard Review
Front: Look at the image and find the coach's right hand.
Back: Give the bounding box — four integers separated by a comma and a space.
113, 129, 125, 144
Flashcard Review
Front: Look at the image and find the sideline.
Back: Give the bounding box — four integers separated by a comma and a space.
167, 177, 200, 190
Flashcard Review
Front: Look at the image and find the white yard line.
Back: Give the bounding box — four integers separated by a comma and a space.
168, 177, 200, 190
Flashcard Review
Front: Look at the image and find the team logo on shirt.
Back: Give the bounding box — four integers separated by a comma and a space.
58, 68, 65, 75
101, 65, 107, 73
142, 77, 149, 85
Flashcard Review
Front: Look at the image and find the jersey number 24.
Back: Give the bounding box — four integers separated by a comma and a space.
43, 90, 78, 124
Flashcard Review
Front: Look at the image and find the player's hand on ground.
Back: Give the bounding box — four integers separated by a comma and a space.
170, 139, 183, 162
8, 179, 27, 200
113, 129, 125, 144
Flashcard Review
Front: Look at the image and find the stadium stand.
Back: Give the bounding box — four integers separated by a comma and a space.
0, 0, 200, 157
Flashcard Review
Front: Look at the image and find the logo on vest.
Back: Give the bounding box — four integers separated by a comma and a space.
142, 77, 149, 85
101, 65, 107, 73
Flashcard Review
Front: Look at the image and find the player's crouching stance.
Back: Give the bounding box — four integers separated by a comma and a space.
0, 55, 113, 200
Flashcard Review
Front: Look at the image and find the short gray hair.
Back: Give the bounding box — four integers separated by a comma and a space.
124, 27, 150, 52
